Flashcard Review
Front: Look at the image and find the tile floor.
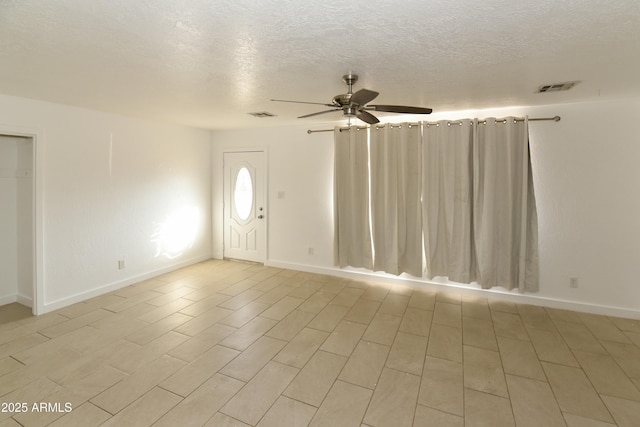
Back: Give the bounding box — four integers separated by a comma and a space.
0, 259, 639, 426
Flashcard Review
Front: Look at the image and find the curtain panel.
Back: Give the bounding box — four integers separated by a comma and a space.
334, 127, 373, 269
422, 119, 476, 283
473, 118, 539, 291
422, 117, 538, 291
370, 123, 423, 277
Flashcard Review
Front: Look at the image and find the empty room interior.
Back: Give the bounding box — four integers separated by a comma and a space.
1, 1, 640, 426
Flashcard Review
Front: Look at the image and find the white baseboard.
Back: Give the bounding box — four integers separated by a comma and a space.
0, 294, 33, 309
16, 293, 33, 308
266, 260, 640, 320
40, 254, 212, 314
0, 294, 17, 307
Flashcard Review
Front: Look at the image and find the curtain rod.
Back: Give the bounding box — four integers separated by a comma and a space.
306, 115, 561, 134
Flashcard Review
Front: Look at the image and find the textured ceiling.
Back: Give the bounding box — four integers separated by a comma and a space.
1, 0, 639, 129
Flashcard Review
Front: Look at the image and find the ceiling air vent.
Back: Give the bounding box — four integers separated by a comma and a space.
537, 81, 580, 93
248, 111, 277, 118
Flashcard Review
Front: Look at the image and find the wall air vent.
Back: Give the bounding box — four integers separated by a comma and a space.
248, 111, 277, 118
537, 81, 580, 93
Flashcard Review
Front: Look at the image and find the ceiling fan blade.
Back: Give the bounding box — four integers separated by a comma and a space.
368, 105, 433, 114
350, 89, 379, 106
298, 109, 341, 119
271, 99, 335, 107
357, 110, 380, 124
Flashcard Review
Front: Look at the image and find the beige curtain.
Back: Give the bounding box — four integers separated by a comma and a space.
422, 120, 475, 283
334, 127, 373, 269
422, 117, 538, 291
370, 124, 422, 277
473, 117, 538, 291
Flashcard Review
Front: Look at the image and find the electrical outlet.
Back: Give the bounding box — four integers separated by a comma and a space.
118, 259, 125, 270
569, 277, 578, 288
308, 247, 314, 255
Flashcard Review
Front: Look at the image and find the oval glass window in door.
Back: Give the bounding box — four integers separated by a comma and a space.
234, 167, 253, 220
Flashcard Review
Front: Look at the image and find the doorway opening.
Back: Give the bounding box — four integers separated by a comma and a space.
0, 129, 42, 315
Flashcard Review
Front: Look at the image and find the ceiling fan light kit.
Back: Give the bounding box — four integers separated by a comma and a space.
271, 73, 433, 125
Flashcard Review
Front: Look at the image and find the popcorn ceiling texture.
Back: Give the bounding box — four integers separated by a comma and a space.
0, 0, 639, 129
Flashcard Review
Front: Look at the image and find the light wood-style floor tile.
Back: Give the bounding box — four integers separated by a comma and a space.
154, 373, 244, 427
167, 323, 236, 362
461, 297, 491, 321
553, 319, 607, 354
363, 368, 421, 427
579, 313, 632, 344
386, 331, 428, 375
284, 350, 347, 406
307, 304, 350, 332
399, 307, 432, 337
257, 396, 317, 427
414, 405, 463, 427
265, 309, 315, 341
362, 313, 402, 346
343, 299, 381, 325
563, 413, 617, 427
100, 386, 181, 427
161, 344, 240, 396
47, 403, 111, 427
308, 380, 373, 427
464, 388, 515, 427
427, 323, 462, 363
204, 412, 251, 426
408, 289, 436, 311
273, 327, 329, 369
526, 326, 580, 367
542, 361, 614, 423
573, 350, 640, 401
463, 317, 498, 351
220, 361, 298, 425
338, 340, 389, 389
419, 356, 464, 417
497, 335, 546, 381
377, 294, 410, 317
1, 259, 638, 427
218, 316, 277, 351
602, 395, 640, 427
506, 374, 565, 427
491, 310, 529, 340
320, 320, 367, 357
463, 345, 508, 397
90, 355, 185, 415
433, 302, 462, 328
219, 336, 286, 382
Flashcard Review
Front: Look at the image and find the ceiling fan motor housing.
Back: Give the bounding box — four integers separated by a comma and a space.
332, 93, 352, 107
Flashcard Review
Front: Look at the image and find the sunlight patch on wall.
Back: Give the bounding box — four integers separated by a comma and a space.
152, 206, 200, 259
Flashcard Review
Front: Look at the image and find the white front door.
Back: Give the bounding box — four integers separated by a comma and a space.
223, 151, 266, 263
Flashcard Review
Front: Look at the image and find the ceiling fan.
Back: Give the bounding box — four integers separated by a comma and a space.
271, 73, 433, 124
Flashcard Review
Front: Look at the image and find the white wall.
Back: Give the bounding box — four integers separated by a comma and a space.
0, 94, 212, 313
211, 97, 640, 318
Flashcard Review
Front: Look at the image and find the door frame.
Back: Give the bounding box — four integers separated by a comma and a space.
0, 124, 44, 315
222, 148, 268, 263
